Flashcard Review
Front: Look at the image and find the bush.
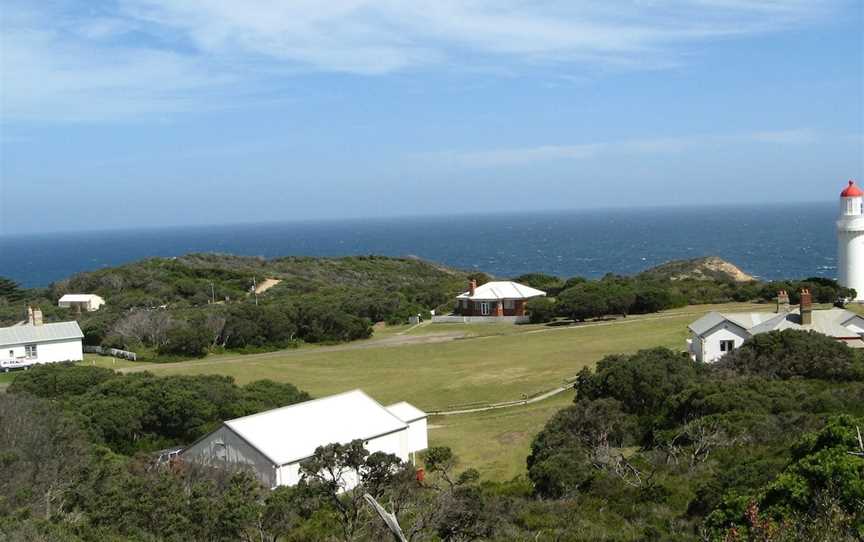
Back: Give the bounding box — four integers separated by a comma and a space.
526, 297, 556, 324
158, 325, 211, 358
718, 330, 864, 381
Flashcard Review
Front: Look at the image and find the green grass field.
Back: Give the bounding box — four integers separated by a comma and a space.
429, 390, 577, 480
70, 302, 769, 479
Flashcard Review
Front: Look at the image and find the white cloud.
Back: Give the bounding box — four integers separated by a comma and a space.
423, 129, 821, 167
0, 0, 845, 121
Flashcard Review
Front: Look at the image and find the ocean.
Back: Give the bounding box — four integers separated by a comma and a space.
0, 202, 840, 288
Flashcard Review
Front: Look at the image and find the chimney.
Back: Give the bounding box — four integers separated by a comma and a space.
469, 279, 477, 297
27, 306, 35, 326
800, 289, 812, 326
776, 290, 790, 313
32, 307, 43, 326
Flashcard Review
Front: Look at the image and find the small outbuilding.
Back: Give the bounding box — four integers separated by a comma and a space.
0, 310, 84, 370
58, 294, 105, 312
181, 390, 428, 490
385, 401, 429, 463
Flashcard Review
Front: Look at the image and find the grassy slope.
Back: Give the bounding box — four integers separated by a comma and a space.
79, 302, 765, 479
429, 391, 576, 481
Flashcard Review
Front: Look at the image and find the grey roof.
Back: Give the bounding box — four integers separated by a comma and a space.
688, 312, 745, 336
691, 308, 864, 340
0, 321, 84, 346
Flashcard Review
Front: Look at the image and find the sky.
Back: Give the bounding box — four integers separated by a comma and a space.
0, 0, 862, 235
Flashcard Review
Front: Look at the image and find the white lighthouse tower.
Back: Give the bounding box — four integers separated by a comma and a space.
837, 179, 864, 302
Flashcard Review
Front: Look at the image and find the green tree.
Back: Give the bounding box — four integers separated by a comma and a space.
526, 297, 556, 324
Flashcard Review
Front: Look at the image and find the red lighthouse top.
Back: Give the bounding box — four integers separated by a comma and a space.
841, 180, 863, 198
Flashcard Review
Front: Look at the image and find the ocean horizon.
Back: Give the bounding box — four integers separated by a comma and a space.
0, 202, 840, 288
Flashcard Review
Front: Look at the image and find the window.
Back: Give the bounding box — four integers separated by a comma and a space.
719, 340, 735, 353
503, 299, 514, 310
24, 344, 37, 359
480, 302, 490, 315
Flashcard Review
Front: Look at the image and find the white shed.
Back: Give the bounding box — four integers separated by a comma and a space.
181, 390, 429, 490
0, 321, 84, 371
386, 401, 429, 463
58, 294, 105, 312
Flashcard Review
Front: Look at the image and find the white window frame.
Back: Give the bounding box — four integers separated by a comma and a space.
719, 340, 735, 353
480, 302, 491, 316
24, 344, 37, 359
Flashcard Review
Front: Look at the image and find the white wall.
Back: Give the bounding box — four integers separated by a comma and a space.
2, 338, 83, 364
694, 324, 750, 363
838, 229, 864, 302
280, 429, 411, 491
404, 418, 428, 457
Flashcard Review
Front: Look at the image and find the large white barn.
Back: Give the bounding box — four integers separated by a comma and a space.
181, 390, 429, 490
0, 318, 84, 371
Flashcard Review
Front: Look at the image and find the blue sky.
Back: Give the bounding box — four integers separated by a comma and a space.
1, 0, 862, 235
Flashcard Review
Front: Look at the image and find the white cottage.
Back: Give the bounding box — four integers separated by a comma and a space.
688, 290, 864, 363
0, 318, 84, 371
181, 390, 429, 489
58, 294, 106, 312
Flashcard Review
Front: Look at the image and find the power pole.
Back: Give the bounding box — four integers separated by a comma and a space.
210, 282, 215, 304
252, 277, 259, 306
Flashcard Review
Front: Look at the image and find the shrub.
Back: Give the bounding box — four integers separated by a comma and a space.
526, 297, 556, 324
719, 330, 864, 381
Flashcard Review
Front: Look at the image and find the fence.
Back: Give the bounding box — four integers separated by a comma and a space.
84, 345, 138, 361
431, 315, 530, 324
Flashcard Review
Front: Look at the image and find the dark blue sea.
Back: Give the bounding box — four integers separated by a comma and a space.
0, 203, 840, 288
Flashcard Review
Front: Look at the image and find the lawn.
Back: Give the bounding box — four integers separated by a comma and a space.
110, 302, 765, 411
79, 302, 767, 480
429, 390, 576, 481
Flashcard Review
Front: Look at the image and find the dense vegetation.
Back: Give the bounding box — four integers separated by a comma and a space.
2, 329, 861, 541
0, 254, 857, 361
518, 271, 856, 323
527, 330, 864, 540
0, 255, 471, 359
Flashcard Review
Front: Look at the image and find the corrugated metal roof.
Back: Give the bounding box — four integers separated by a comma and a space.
456, 281, 546, 301
224, 390, 408, 466
0, 321, 84, 346
690, 308, 864, 340
385, 401, 427, 423
688, 312, 737, 336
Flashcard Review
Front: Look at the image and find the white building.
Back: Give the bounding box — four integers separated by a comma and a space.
58, 294, 106, 312
837, 180, 864, 302
385, 401, 429, 464
181, 390, 428, 489
0, 319, 84, 371
688, 290, 864, 362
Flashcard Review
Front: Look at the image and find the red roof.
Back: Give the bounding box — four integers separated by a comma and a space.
841, 180, 863, 198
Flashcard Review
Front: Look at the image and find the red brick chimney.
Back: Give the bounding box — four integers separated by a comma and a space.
800, 289, 812, 325
469, 279, 476, 297
776, 290, 790, 313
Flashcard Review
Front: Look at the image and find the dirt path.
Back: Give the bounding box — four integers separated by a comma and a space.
118, 332, 466, 374
429, 384, 572, 416
254, 278, 281, 294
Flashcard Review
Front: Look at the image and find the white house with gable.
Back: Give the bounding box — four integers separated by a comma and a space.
59, 294, 106, 312
0, 309, 84, 371
688, 290, 864, 363
181, 389, 428, 490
